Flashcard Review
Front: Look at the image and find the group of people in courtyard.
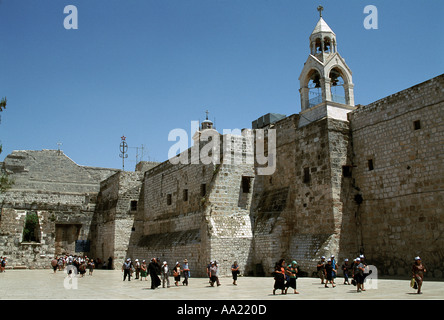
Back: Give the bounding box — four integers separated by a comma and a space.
273, 254, 427, 295
45, 252, 427, 295
50, 254, 112, 277
121, 257, 192, 289
121, 257, 241, 289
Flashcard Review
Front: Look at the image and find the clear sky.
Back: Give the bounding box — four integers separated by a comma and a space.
1, 0, 443, 169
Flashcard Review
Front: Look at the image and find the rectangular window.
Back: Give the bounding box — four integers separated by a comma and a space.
303, 167, 310, 183
368, 159, 374, 171
167, 194, 172, 205
242, 176, 251, 193
183, 189, 188, 202
200, 184, 207, 197
413, 120, 421, 130
130, 200, 138, 211
342, 166, 352, 177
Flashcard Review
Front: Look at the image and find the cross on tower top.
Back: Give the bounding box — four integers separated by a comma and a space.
317, 5, 324, 17
205, 110, 209, 120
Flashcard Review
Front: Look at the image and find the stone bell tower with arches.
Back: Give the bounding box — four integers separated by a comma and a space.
298, 6, 356, 127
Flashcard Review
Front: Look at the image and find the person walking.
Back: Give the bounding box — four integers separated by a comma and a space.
182, 259, 190, 286
87, 259, 95, 276
134, 259, 141, 280
148, 258, 161, 289
78, 260, 87, 278
324, 259, 336, 288
206, 261, 213, 284
161, 261, 170, 288
140, 260, 148, 281
51, 257, 58, 274
231, 261, 240, 285
122, 258, 132, 281
285, 261, 299, 294
173, 262, 181, 286
317, 256, 326, 284
331, 255, 338, 284
272, 259, 286, 295
412, 256, 426, 294
57, 257, 64, 271
209, 261, 220, 287
353, 257, 365, 292
341, 259, 351, 285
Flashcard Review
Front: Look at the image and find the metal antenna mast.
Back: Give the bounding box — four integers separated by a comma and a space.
119, 135, 128, 171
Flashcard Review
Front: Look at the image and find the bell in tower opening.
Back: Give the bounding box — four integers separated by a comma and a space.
297, 6, 356, 127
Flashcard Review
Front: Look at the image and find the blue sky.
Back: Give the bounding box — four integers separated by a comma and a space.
1, 0, 443, 169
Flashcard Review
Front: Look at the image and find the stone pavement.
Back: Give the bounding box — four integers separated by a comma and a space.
0, 269, 443, 300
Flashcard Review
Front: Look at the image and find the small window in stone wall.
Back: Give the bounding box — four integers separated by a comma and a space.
413, 120, 421, 130
342, 165, 352, 177
130, 200, 138, 211
200, 184, 207, 197
242, 176, 251, 193
303, 167, 310, 183
368, 159, 374, 171
183, 189, 189, 202
167, 194, 172, 205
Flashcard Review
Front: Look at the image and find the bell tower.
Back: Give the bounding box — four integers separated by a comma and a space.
298, 6, 356, 127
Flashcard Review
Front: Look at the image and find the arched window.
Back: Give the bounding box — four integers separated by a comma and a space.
307, 69, 322, 108
315, 38, 322, 54
324, 37, 332, 53
329, 67, 346, 104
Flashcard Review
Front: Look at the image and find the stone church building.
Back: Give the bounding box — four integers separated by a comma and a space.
1, 13, 443, 278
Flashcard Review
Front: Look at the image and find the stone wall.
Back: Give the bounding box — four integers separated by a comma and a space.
248, 113, 355, 276
92, 171, 143, 269
123, 132, 256, 277
348, 74, 444, 278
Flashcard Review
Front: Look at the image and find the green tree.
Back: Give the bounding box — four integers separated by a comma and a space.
0, 96, 13, 193
0, 97, 6, 111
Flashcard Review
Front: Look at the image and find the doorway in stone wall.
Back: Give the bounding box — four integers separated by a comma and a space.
55, 224, 81, 255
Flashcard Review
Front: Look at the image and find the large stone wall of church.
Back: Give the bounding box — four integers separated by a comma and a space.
249, 114, 354, 276
126, 133, 256, 277
127, 154, 215, 277
92, 171, 143, 269
348, 75, 444, 278
204, 133, 255, 276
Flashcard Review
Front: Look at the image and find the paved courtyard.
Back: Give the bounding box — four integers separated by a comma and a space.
0, 269, 443, 300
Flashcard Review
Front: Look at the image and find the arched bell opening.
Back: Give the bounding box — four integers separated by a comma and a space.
307, 69, 322, 108
329, 67, 346, 104
314, 38, 323, 54
323, 37, 332, 54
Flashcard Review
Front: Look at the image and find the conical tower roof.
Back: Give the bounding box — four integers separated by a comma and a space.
311, 17, 335, 36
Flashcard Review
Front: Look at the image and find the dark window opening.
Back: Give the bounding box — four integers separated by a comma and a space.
303, 167, 310, 183
368, 159, 374, 171
200, 184, 207, 197
22, 212, 40, 242
413, 120, 421, 130
130, 200, 138, 211
131, 226, 136, 232
242, 176, 251, 193
183, 189, 188, 202
342, 166, 352, 177
167, 194, 172, 205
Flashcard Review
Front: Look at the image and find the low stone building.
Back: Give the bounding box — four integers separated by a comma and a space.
0, 149, 118, 268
